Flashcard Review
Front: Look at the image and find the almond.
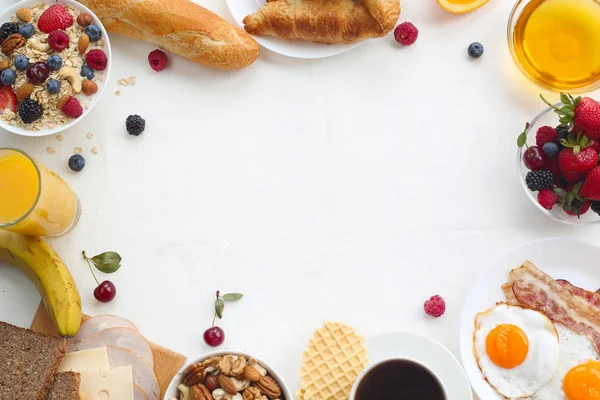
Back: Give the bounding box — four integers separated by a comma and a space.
256, 376, 281, 399
16, 8, 32, 22
16, 83, 33, 101
203, 374, 220, 391
189, 384, 212, 400
82, 79, 98, 96
243, 366, 261, 383
77, 13, 93, 27
78, 34, 90, 54
218, 375, 238, 395
0, 61, 8, 71
57, 95, 71, 110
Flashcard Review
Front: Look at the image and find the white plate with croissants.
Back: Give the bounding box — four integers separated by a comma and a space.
227, 0, 401, 59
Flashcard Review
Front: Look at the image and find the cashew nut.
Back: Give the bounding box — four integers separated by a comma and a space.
212, 389, 229, 400
206, 366, 218, 375
28, 37, 51, 52
254, 364, 267, 377
231, 377, 250, 392
177, 384, 191, 400
58, 66, 82, 94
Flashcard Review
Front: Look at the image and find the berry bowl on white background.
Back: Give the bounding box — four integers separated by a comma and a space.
518, 100, 600, 225
0, 0, 111, 137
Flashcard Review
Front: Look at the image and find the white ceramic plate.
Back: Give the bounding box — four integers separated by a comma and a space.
163, 350, 294, 400
362, 332, 473, 400
0, 0, 111, 137
224, 0, 361, 59
459, 238, 600, 400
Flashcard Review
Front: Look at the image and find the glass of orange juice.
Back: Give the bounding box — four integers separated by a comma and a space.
508, 0, 600, 92
0, 147, 80, 237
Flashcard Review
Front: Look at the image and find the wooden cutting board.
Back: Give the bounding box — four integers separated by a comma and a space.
30, 302, 187, 399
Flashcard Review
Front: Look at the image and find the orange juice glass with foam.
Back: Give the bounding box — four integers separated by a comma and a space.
0, 148, 80, 236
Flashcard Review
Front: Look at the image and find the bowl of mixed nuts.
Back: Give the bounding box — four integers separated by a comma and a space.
165, 352, 293, 400
0, 0, 111, 136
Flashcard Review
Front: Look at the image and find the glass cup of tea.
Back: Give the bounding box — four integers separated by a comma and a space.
0, 147, 81, 237
507, 0, 600, 93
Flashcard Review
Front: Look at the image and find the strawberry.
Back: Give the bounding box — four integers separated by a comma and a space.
558, 133, 598, 183
566, 201, 591, 216
555, 183, 590, 217
0, 85, 17, 113
580, 166, 600, 200
37, 5, 73, 33
575, 98, 600, 140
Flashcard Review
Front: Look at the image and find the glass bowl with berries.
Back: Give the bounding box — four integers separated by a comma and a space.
517, 93, 600, 224
165, 351, 294, 400
0, 0, 111, 137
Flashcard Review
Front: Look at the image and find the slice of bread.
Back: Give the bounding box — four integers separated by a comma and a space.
45, 371, 81, 400
0, 321, 68, 400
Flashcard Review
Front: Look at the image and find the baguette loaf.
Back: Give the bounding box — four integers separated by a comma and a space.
78, 0, 260, 70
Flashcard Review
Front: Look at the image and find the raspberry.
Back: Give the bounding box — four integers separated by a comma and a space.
536, 126, 558, 147
148, 49, 168, 72
424, 295, 445, 318
85, 49, 108, 71
61, 96, 83, 118
394, 22, 418, 46
37, 5, 73, 33
48, 30, 70, 52
538, 188, 558, 210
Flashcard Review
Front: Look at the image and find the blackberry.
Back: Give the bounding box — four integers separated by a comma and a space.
556, 124, 570, 140
525, 169, 554, 191
0, 22, 19, 42
592, 201, 600, 216
126, 114, 145, 136
18, 99, 44, 124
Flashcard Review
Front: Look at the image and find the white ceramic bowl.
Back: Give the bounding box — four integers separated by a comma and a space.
164, 351, 294, 400
0, 0, 111, 137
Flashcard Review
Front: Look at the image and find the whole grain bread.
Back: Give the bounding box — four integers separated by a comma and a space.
0, 321, 68, 400
45, 371, 81, 400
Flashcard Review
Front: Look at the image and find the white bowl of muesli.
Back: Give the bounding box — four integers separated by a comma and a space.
0, 0, 111, 136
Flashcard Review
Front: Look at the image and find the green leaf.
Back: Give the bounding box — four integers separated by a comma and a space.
222, 293, 243, 301
91, 251, 122, 273
567, 191, 576, 204
560, 93, 571, 105
215, 298, 224, 319
517, 132, 527, 147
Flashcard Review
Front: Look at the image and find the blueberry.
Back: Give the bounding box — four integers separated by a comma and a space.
68, 154, 86, 172
85, 25, 102, 42
46, 79, 61, 94
0, 69, 16, 86
14, 55, 29, 71
468, 42, 484, 59
18, 23, 35, 39
542, 142, 560, 158
47, 54, 63, 71
80, 65, 94, 80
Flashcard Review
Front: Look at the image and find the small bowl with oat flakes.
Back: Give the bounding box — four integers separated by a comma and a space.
164, 352, 293, 400
0, 0, 111, 137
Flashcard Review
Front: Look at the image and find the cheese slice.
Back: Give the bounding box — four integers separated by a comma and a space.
78, 366, 135, 400
59, 347, 110, 372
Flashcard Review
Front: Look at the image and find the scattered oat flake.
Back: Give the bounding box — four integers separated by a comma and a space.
118, 79, 129, 86
87, 133, 94, 139
56, 134, 64, 141
91, 147, 99, 155
115, 90, 121, 96
47, 147, 56, 154
75, 146, 83, 154
129, 76, 136, 86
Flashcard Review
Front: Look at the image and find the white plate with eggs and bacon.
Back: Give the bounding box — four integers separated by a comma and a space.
460, 238, 600, 400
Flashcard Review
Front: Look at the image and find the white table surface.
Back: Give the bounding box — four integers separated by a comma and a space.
1, 0, 600, 398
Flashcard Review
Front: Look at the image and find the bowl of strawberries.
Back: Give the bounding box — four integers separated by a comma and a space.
517, 93, 600, 224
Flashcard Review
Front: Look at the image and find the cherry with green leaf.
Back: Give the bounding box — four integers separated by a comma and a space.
517, 122, 547, 170
82, 250, 122, 303
203, 290, 243, 347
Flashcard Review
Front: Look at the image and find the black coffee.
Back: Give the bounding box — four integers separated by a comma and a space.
355, 359, 446, 400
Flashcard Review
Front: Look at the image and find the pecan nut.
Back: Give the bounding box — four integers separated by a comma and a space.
218, 375, 238, 395
1, 34, 26, 56
190, 384, 212, 400
255, 376, 281, 399
243, 386, 266, 400
183, 363, 207, 387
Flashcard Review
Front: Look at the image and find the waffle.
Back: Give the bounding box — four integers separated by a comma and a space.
298, 322, 368, 400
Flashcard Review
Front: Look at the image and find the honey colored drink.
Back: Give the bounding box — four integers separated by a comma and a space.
510, 0, 600, 92
0, 148, 80, 236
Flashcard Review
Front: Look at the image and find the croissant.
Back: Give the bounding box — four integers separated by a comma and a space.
243, 0, 400, 44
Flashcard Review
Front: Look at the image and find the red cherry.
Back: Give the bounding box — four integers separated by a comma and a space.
523, 146, 546, 170
26, 62, 50, 85
94, 280, 116, 302
203, 326, 225, 347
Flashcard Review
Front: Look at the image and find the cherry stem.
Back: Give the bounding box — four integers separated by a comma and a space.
212, 290, 220, 327
82, 251, 100, 286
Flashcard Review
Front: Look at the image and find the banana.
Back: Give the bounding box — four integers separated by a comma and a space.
0, 229, 81, 336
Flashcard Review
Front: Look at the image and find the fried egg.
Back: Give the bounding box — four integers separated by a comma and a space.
530, 323, 600, 400
474, 303, 560, 398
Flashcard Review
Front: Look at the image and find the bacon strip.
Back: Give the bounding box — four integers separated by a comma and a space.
510, 261, 600, 353
556, 279, 600, 314
502, 282, 521, 306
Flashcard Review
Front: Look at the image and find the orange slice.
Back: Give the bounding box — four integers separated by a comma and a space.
436, 0, 490, 14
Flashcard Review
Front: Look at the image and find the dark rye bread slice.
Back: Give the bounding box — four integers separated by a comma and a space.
45, 371, 81, 400
0, 321, 68, 400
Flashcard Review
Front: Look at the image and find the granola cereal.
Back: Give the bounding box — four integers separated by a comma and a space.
0, 3, 107, 131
